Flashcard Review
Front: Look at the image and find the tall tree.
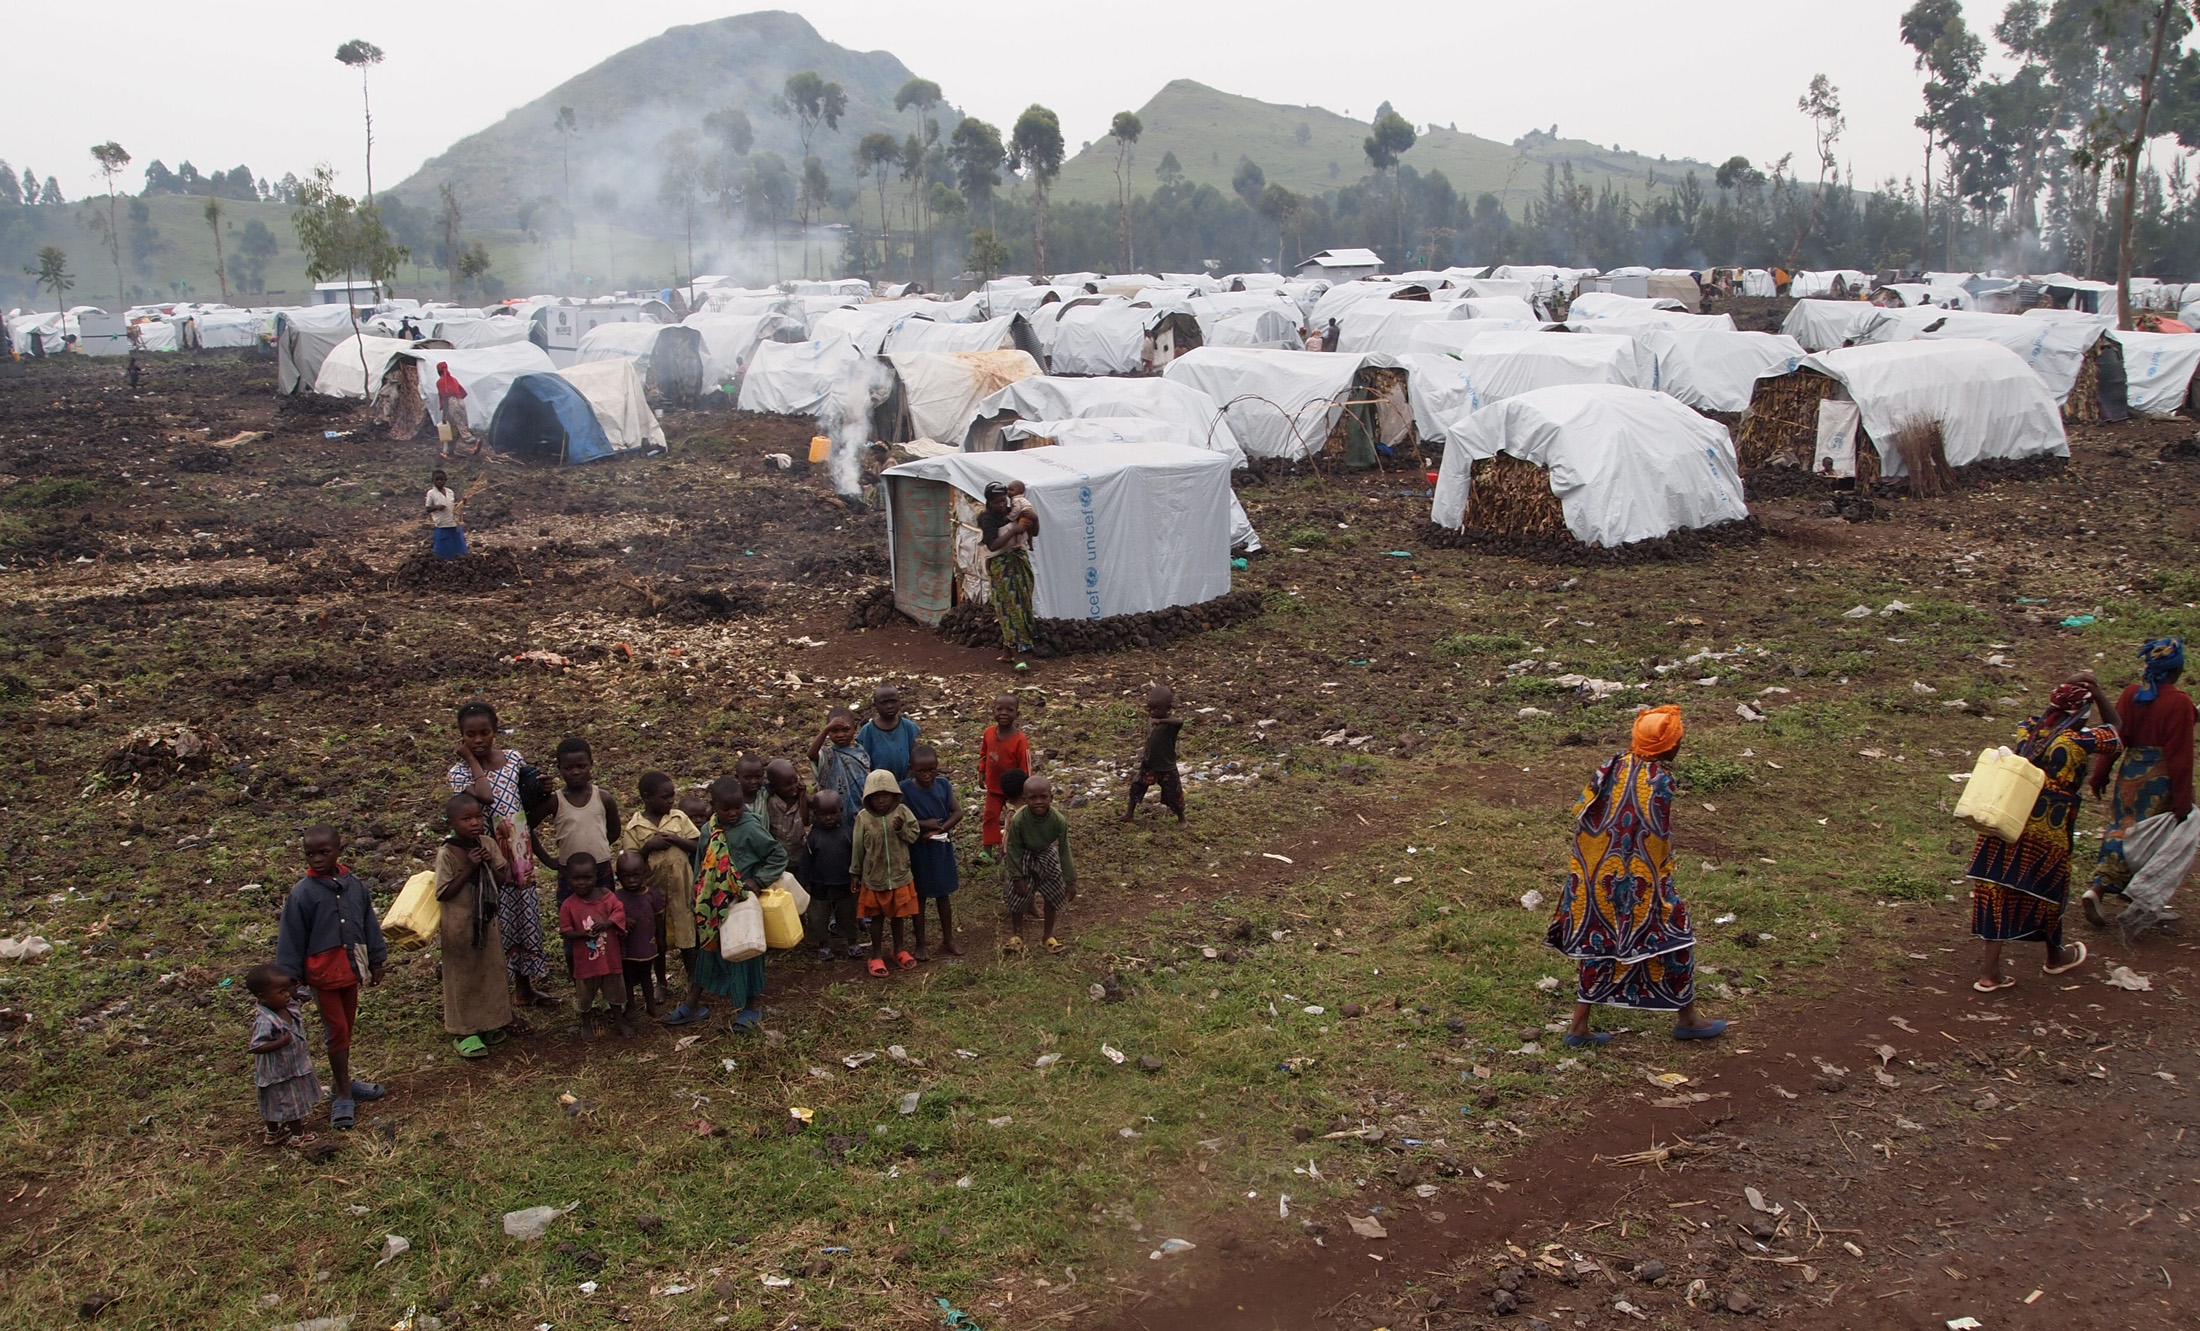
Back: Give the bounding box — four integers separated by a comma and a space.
949, 118, 1005, 228
1363, 109, 1417, 260
2113, 0, 2182, 326
774, 71, 847, 275
1898, 1, 1983, 268
553, 105, 580, 284
235, 220, 277, 296
895, 79, 942, 281
801, 156, 833, 277
855, 132, 902, 275
89, 141, 131, 308
1232, 157, 1266, 209
1259, 182, 1302, 272
1009, 104, 1065, 274
657, 130, 701, 286
745, 154, 791, 282
591, 185, 620, 287
333, 40, 386, 200
1108, 111, 1143, 271
293, 163, 407, 382
204, 197, 228, 301
437, 182, 463, 301
1787, 75, 1847, 266
25, 245, 72, 315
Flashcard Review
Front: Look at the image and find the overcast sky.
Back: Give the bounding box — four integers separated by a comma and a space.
11, 1, 2019, 199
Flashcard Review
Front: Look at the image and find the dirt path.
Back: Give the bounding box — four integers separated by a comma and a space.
1104, 926, 2198, 1331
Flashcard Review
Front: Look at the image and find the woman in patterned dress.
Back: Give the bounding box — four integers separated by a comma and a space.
1549, 706, 1726, 1046
447, 699, 554, 1013
1969, 675, 2120, 991
2084, 639, 2193, 930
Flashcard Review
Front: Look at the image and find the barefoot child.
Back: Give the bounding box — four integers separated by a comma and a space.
621, 772, 699, 1000
799, 791, 859, 961
544, 738, 620, 903
667, 778, 785, 1030
902, 745, 963, 958
1004, 775, 1075, 954
852, 770, 922, 974
246, 964, 319, 1147
977, 695, 1032, 865
557, 853, 631, 1039
858, 684, 923, 781
274, 826, 387, 1130
1125, 684, 1187, 823
435, 793, 518, 1058
613, 850, 665, 1020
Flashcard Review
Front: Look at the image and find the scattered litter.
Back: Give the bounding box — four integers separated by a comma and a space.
761, 1275, 793, 1288
1279, 1194, 1291, 1218
1772, 1086, 1799, 1100
897, 1092, 921, 1115
673, 1034, 702, 1051
1347, 1215, 1389, 1239
1896, 1117, 1925, 1131
1034, 1053, 1062, 1069
1149, 1238, 1196, 1259
808, 1066, 834, 1080
1736, 704, 1765, 723
1101, 1044, 1126, 1064
2106, 966, 2153, 992
375, 1235, 411, 1268
843, 1052, 878, 1069
1414, 1183, 1440, 1198
0, 936, 53, 961
1844, 1241, 1865, 1257
501, 1201, 579, 1241
578, 1280, 598, 1295
1262, 853, 1294, 864
936, 1297, 982, 1331
789, 1107, 814, 1125
1302, 1005, 1325, 1016
1518, 889, 1546, 912
1880, 600, 1911, 616
886, 1045, 924, 1066
954, 1049, 979, 1060
1744, 1186, 1775, 1214
1713, 913, 1738, 925
1534, 976, 1560, 993
1946, 1319, 1982, 1330
988, 1115, 1013, 1127
955, 1175, 974, 1189
1842, 606, 1874, 619
2060, 615, 2096, 629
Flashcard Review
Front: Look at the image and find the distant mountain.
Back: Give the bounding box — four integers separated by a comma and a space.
1049, 80, 1712, 210
391, 11, 956, 228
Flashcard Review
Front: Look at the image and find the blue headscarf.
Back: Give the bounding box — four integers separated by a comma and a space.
2136, 638, 2186, 704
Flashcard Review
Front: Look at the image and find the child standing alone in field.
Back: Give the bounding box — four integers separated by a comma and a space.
274, 826, 387, 1130
1125, 684, 1187, 823
246, 964, 319, 1147
902, 745, 963, 958
977, 695, 1032, 866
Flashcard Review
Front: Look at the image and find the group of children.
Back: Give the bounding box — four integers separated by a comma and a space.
245, 683, 1190, 1141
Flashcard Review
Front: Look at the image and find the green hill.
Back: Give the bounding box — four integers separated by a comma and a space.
1050, 80, 1712, 210
390, 10, 956, 229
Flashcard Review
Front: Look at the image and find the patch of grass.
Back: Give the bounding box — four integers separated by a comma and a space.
1436, 632, 1527, 657
1282, 526, 1330, 550
1, 476, 98, 509
1871, 867, 1946, 901
1676, 755, 1746, 792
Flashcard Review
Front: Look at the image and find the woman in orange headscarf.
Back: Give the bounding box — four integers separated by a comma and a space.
1547, 706, 1726, 1045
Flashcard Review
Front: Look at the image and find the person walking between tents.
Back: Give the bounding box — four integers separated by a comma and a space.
436, 361, 478, 458
979, 482, 1040, 662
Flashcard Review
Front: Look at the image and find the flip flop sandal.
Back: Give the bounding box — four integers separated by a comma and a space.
896, 951, 918, 970
868, 958, 890, 978
1043, 937, 1066, 955
1972, 976, 2017, 993
1001, 936, 1023, 953
350, 1080, 385, 1102
502, 1019, 536, 1038
1672, 1020, 1728, 1040
2043, 940, 2089, 975
1562, 1032, 1612, 1047
455, 1035, 492, 1058
329, 1099, 356, 1130
732, 1008, 764, 1030
285, 1132, 320, 1148
661, 1004, 710, 1027
262, 1128, 291, 1147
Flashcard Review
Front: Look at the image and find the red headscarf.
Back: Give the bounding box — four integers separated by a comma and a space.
1631, 705, 1684, 760
436, 363, 466, 399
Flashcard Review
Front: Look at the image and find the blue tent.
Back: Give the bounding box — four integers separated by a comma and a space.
487, 372, 617, 465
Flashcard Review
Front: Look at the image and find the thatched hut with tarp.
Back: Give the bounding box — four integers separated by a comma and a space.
1429, 385, 1748, 547
1162, 347, 1415, 468
1736, 340, 2068, 485
1856, 308, 2125, 423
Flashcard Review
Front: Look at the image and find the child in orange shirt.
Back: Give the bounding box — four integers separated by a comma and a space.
977, 694, 1031, 864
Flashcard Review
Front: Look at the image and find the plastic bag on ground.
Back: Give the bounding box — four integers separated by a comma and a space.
502, 1201, 579, 1240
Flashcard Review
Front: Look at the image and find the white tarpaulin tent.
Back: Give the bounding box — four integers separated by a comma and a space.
963, 375, 1246, 463
2108, 330, 2200, 416
1161, 347, 1364, 460
1564, 310, 1737, 334
1782, 299, 1890, 351
883, 314, 1024, 354
1205, 307, 1302, 349
1788, 270, 1871, 298
1439, 331, 1653, 409
885, 350, 1041, 443
1640, 329, 1805, 413
1431, 384, 1749, 547
575, 321, 668, 366
1399, 353, 1480, 444
398, 341, 557, 427
555, 358, 667, 452
736, 338, 868, 414
1568, 291, 1684, 319
1335, 301, 1458, 354
1798, 340, 2068, 477
1048, 304, 1148, 374
812, 305, 931, 355
1405, 317, 1550, 356
430, 317, 532, 349
998, 416, 1263, 551
310, 333, 422, 398
278, 305, 378, 393
682, 311, 804, 385
1860, 309, 2105, 404
195, 308, 273, 348
1308, 281, 1406, 328
882, 442, 1234, 624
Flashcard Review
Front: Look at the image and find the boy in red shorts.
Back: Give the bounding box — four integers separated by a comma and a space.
976, 694, 1032, 865
275, 826, 388, 1130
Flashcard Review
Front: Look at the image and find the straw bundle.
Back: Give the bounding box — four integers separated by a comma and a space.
1463, 454, 1569, 538
1736, 369, 1838, 469
2065, 342, 2103, 423
1886, 420, 1954, 498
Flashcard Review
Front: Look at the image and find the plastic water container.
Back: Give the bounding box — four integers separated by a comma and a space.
1953, 747, 2046, 843
808, 435, 832, 464
757, 886, 804, 950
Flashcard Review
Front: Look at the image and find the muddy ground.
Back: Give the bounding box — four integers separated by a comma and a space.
1, 339, 2196, 1330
